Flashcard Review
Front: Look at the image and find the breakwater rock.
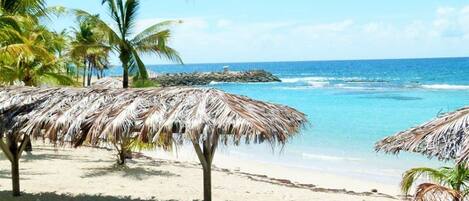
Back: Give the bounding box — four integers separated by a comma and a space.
151, 70, 281, 86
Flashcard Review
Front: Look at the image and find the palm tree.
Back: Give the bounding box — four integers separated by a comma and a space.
0, 0, 46, 16
50, 29, 74, 75
0, 16, 74, 86
69, 15, 110, 86
401, 164, 469, 200
89, 0, 182, 88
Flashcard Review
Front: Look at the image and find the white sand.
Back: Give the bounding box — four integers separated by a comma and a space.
146, 146, 400, 195
0, 144, 400, 201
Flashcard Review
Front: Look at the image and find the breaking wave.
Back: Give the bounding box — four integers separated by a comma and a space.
302, 153, 363, 162
281, 77, 331, 83
421, 84, 469, 90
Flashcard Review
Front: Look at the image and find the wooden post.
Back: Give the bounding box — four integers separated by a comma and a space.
0, 134, 30, 196
11, 155, 20, 196
114, 143, 126, 165
117, 150, 126, 165
191, 131, 219, 201
202, 139, 212, 201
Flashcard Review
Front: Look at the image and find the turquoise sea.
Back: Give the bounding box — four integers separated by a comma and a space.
108, 57, 469, 184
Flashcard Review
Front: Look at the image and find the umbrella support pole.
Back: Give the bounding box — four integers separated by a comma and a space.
191, 134, 219, 201
0, 134, 29, 197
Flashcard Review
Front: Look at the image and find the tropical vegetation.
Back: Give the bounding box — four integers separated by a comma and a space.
74, 0, 183, 88
375, 106, 469, 201
0, 0, 184, 196
0, 0, 182, 88
400, 164, 469, 200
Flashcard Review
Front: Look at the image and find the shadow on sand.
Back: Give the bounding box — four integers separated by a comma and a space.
21, 151, 115, 164
0, 169, 10, 179
21, 153, 75, 162
0, 191, 187, 201
81, 164, 180, 180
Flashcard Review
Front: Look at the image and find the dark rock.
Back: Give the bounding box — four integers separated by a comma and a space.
151, 70, 281, 87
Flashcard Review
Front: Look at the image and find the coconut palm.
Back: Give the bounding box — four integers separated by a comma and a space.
69, 15, 110, 86
50, 29, 75, 75
0, 17, 74, 86
376, 106, 469, 200
78, 0, 182, 88
400, 164, 469, 200
0, 0, 46, 16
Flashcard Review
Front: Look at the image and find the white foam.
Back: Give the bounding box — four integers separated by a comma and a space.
281, 77, 331, 83
307, 81, 329, 88
421, 84, 469, 90
209, 81, 222, 85
302, 153, 363, 162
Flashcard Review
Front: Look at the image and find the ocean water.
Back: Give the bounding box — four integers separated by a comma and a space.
107, 57, 469, 184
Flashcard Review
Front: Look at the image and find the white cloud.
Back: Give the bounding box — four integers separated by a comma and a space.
133, 5, 469, 64
436, 7, 455, 17
295, 19, 354, 33
432, 6, 469, 38
216, 19, 231, 28
135, 17, 207, 34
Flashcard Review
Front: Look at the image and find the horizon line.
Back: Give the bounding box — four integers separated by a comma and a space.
110, 56, 469, 66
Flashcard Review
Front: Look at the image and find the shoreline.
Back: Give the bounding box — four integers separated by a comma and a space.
144, 146, 402, 196
0, 144, 403, 201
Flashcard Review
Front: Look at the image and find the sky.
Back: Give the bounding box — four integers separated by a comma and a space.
46, 0, 469, 64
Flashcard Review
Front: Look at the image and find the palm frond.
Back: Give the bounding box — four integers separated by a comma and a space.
129, 47, 148, 79
414, 183, 462, 201
101, 0, 124, 38
132, 26, 182, 64
71, 8, 122, 49
37, 72, 75, 86
132, 20, 181, 43
0, 0, 46, 16
401, 167, 447, 195
122, 0, 139, 37
0, 15, 22, 31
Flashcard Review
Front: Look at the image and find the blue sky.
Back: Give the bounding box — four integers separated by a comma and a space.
46, 0, 469, 64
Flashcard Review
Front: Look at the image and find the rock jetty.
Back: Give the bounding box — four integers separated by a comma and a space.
151, 70, 281, 86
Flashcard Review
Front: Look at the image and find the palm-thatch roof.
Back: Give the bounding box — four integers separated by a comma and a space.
91, 77, 122, 89
0, 86, 306, 147
375, 107, 469, 163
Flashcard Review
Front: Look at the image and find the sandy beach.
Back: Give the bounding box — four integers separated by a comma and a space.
0, 144, 401, 201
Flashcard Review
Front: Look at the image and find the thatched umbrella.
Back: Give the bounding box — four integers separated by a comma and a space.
375, 107, 469, 163
91, 77, 122, 89
0, 87, 307, 200
375, 107, 469, 200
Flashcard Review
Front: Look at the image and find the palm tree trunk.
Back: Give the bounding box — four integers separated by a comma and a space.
119, 49, 131, 88
87, 62, 92, 86
76, 65, 79, 82
123, 65, 129, 88
82, 60, 87, 87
